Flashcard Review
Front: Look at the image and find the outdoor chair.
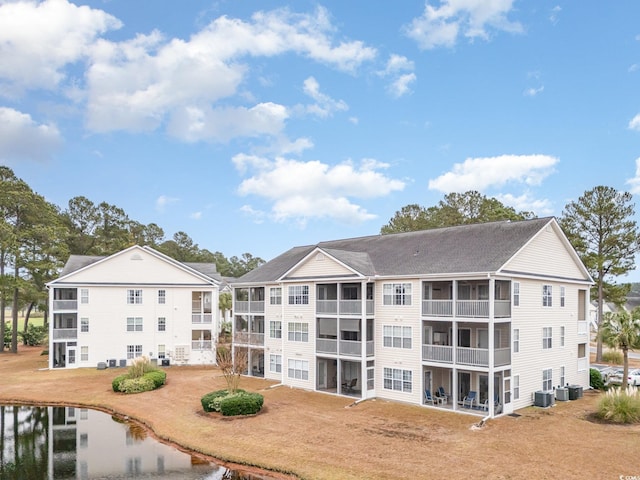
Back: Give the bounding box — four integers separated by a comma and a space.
436, 386, 449, 403
343, 378, 357, 393
424, 389, 435, 405
463, 391, 477, 409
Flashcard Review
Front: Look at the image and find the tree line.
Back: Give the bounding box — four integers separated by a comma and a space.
0, 166, 264, 353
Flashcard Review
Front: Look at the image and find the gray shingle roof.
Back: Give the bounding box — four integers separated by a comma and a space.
60, 255, 104, 276
236, 217, 557, 283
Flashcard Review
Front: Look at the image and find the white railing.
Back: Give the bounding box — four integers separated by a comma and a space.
316, 300, 338, 314
340, 340, 361, 356
233, 332, 265, 346
577, 321, 588, 335
192, 341, 212, 350
339, 300, 362, 315
456, 300, 489, 317
235, 301, 249, 313
366, 340, 374, 356
249, 301, 265, 313
192, 313, 213, 324
422, 344, 453, 363
456, 346, 489, 366
53, 300, 77, 311
422, 300, 453, 317
366, 300, 374, 315
316, 338, 338, 354
52, 328, 77, 340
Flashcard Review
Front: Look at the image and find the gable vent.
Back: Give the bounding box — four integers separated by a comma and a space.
316, 252, 325, 261
130, 253, 143, 261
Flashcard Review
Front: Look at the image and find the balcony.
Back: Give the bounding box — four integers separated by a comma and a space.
52, 328, 77, 340
315, 299, 375, 316
422, 299, 511, 318
53, 300, 77, 311
422, 345, 511, 367
233, 332, 265, 346
316, 338, 374, 357
192, 340, 213, 350
192, 313, 213, 324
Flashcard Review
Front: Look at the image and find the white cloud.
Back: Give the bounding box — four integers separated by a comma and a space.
299, 76, 348, 118
156, 195, 179, 212
0, 107, 62, 162
349, 116, 359, 125
389, 73, 417, 98
549, 6, 561, 25
626, 157, 640, 194
378, 55, 416, 98
233, 155, 405, 224
495, 192, 554, 216
629, 114, 640, 131
524, 86, 544, 97
0, 0, 121, 95
189, 211, 203, 220
404, 0, 523, 50
428, 154, 558, 192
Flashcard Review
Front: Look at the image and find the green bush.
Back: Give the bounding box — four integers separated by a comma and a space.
590, 368, 605, 390
602, 350, 623, 365
201, 389, 247, 413
144, 370, 166, 389
220, 391, 264, 416
119, 376, 155, 394
19, 324, 47, 346
112, 374, 128, 392
597, 386, 640, 424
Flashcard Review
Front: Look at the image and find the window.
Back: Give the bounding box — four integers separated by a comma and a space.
127, 345, 143, 359
157, 317, 166, 332
542, 368, 553, 391
560, 326, 565, 347
287, 359, 309, 380
513, 328, 519, 353
383, 283, 412, 306
80, 318, 89, 333
127, 317, 143, 332
560, 286, 565, 307
288, 285, 309, 305
383, 325, 412, 349
270, 354, 282, 373
288, 322, 308, 342
542, 285, 552, 307
127, 289, 143, 304
158, 290, 166, 304
80, 433, 88, 448
80, 289, 89, 304
543, 327, 552, 349
383, 368, 412, 393
513, 374, 520, 400
270, 287, 282, 305
560, 366, 566, 387
80, 346, 88, 362
270, 320, 282, 339
513, 282, 520, 307
157, 344, 166, 359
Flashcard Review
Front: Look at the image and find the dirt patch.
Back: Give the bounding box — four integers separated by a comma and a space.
1, 346, 640, 480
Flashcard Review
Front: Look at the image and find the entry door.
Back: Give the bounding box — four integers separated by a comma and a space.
318, 360, 328, 389
458, 372, 471, 401
458, 328, 471, 347
67, 346, 76, 367
424, 370, 432, 394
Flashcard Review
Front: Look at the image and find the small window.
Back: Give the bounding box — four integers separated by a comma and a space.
542, 285, 552, 307
127, 289, 143, 305
270, 354, 282, 373
80, 318, 89, 333
80, 346, 88, 362
382, 325, 412, 349
287, 359, 309, 380
383, 367, 412, 393
560, 286, 565, 307
513, 328, 519, 353
127, 345, 143, 359
270, 320, 282, 339
560, 366, 566, 387
383, 283, 412, 306
513, 282, 520, 307
560, 326, 565, 347
127, 317, 143, 332
288, 285, 309, 305
542, 368, 553, 391
543, 327, 552, 349
158, 290, 166, 304
80, 289, 89, 304
270, 287, 282, 305
157, 317, 166, 332
513, 374, 520, 400
287, 322, 308, 342
157, 344, 166, 359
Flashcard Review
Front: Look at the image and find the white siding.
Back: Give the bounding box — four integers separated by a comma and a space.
503, 224, 586, 280
286, 252, 355, 279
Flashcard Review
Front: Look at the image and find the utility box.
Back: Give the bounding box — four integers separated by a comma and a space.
108, 359, 116, 368
556, 387, 569, 401
568, 385, 581, 400
534, 391, 554, 407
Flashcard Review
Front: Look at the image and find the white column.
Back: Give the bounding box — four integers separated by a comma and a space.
488, 277, 495, 417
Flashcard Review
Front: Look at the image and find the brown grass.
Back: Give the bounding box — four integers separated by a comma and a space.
1, 346, 639, 480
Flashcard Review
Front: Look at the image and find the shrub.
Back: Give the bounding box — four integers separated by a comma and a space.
144, 370, 166, 389
597, 386, 640, 424
119, 376, 155, 394
590, 368, 605, 390
220, 391, 264, 416
602, 350, 623, 365
19, 325, 47, 346
112, 374, 128, 392
201, 389, 246, 413
128, 356, 157, 378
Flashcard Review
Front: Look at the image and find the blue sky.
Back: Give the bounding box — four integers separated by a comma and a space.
2, 1, 640, 279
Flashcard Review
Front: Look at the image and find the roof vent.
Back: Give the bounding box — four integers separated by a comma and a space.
131, 253, 143, 261
316, 252, 325, 261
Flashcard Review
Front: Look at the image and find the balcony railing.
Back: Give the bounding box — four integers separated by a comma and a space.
422, 299, 511, 318
339, 340, 361, 356
578, 321, 588, 335
316, 339, 374, 357
52, 328, 77, 340
250, 301, 265, 313
316, 299, 373, 316
317, 338, 338, 354
316, 300, 338, 314
192, 313, 213, 324
233, 332, 265, 346
422, 344, 453, 363
53, 300, 77, 311
339, 300, 361, 315
233, 301, 264, 313
192, 340, 212, 350
495, 347, 511, 366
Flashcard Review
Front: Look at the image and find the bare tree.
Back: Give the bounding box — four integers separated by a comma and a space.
216, 346, 247, 393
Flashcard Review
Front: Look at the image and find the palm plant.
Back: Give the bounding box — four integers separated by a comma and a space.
600, 308, 640, 389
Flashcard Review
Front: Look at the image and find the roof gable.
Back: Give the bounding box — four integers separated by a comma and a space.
283, 247, 368, 280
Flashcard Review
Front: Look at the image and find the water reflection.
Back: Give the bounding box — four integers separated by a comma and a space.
0, 405, 263, 479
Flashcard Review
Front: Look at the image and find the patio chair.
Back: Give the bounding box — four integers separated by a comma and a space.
424, 389, 435, 405
463, 391, 477, 409
482, 394, 502, 413
343, 378, 357, 393
436, 386, 449, 403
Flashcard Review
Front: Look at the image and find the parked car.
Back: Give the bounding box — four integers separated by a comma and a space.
608, 368, 640, 386
591, 364, 617, 384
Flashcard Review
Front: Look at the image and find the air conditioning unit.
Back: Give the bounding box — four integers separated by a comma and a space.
161, 359, 170, 367
534, 391, 555, 407
556, 387, 569, 401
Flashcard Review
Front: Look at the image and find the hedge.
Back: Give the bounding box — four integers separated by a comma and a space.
201, 389, 246, 413
112, 370, 166, 394
219, 392, 263, 416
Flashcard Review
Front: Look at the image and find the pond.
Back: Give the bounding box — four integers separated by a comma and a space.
0, 405, 275, 479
